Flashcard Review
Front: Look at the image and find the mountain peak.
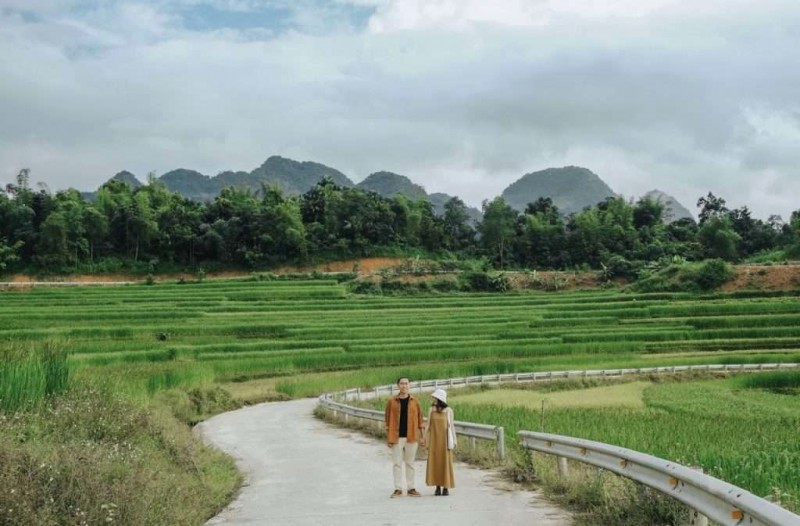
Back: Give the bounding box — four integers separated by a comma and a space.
642, 189, 694, 222
252, 155, 354, 193
501, 166, 616, 215
357, 171, 427, 200
109, 171, 142, 189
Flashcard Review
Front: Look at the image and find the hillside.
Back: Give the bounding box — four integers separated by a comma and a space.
356, 171, 427, 200
249, 155, 354, 195
501, 166, 617, 215
642, 189, 694, 222
85, 159, 684, 229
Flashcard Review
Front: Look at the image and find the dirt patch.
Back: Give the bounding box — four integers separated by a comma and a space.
274, 257, 405, 275
720, 264, 800, 292
6, 261, 799, 292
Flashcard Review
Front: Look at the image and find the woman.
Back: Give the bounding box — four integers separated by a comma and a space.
424, 388, 456, 495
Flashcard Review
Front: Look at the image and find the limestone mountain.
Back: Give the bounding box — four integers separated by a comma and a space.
108, 170, 143, 190
93, 157, 356, 202
642, 189, 694, 223
249, 156, 354, 195
355, 171, 482, 224
160, 169, 219, 201
501, 166, 617, 216
356, 171, 427, 200
428, 193, 483, 225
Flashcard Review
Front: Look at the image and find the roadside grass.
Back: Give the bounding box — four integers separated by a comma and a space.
0, 385, 240, 526
0, 342, 69, 412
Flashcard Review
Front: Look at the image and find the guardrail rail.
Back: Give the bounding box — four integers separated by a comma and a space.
519, 431, 800, 526
318, 363, 800, 524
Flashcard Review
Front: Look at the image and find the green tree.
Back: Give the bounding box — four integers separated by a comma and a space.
478, 197, 517, 268
0, 236, 21, 271
696, 192, 728, 225
698, 215, 740, 260
442, 197, 475, 251
517, 198, 566, 268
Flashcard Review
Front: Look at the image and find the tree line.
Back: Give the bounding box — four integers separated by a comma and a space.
1, 169, 799, 275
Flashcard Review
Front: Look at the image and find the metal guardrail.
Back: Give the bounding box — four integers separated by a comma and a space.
339, 363, 800, 400
318, 393, 506, 460
519, 431, 800, 526
320, 363, 800, 522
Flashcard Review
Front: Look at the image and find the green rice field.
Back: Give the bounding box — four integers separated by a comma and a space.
2, 278, 800, 510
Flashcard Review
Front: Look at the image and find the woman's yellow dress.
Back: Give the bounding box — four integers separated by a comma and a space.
425, 409, 455, 488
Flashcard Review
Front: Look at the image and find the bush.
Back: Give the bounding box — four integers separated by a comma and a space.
348, 280, 382, 295
599, 256, 642, 281
460, 271, 510, 292
430, 279, 460, 292
693, 259, 734, 290
633, 259, 734, 292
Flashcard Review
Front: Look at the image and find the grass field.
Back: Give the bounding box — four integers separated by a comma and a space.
2, 277, 800, 523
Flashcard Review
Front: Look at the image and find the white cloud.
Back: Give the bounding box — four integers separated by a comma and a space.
1, 0, 799, 220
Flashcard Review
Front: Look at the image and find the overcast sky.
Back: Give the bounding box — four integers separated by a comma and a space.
1, 0, 799, 220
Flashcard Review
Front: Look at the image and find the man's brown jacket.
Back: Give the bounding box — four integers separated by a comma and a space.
384, 394, 424, 445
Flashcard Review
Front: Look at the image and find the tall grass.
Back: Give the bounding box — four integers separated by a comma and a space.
0, 342, 69, 412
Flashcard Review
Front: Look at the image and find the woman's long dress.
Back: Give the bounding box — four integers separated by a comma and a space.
425, 409, 455, 488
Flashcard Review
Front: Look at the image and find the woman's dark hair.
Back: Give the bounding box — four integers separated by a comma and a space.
433, 398, 448, 410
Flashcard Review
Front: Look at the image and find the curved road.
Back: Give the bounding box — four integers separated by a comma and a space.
197, 398, 572, 526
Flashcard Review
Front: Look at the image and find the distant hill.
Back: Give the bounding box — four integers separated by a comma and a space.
249, 156, 354, 195
81, 170, 142, 200
160, 169, 218, 201
501, 166, 617, 216
428, 193, 483, 225
355, 171, 482, 224
109, 170, 143, 190
356, 171, 427, 200
91, 157, 356, 202
642, 189, 694, 223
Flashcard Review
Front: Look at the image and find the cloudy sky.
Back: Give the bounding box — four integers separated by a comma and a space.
1, 0, 799, 219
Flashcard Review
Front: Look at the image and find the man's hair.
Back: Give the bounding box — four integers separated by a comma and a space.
396, 376, 410, 384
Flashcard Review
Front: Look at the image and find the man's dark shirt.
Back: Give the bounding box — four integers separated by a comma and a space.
398, 396, 409, 438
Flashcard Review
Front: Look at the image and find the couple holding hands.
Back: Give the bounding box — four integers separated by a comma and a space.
384, 377, 456, 498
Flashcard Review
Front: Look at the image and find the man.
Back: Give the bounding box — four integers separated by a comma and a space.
384, 376, 426, 498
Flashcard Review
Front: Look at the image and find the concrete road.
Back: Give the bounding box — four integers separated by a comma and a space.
197, 398, 572, 526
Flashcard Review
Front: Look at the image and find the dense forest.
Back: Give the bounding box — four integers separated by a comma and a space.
1, 168, 798, 276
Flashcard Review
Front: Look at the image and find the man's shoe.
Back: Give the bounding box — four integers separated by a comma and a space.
390, 490, 403, 498
407, 489, 421, 497
442, 488, 449, 496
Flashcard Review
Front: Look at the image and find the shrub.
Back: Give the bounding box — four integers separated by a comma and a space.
460, 271, 510, 292
348, 280, 382, 295
599, 256, 641, 281
430, 279, 460, 292
693, 259, 734, 290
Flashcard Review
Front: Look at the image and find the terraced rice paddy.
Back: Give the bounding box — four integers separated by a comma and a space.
3, 280, 800, 394
3, 278, 800, 509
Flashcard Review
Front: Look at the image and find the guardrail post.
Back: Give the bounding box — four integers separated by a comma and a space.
684, 467, 709, 526
686, 508, 709, 526
356, 388, 361, 401
496, 427, 505, 460
557, 456, 569, 478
